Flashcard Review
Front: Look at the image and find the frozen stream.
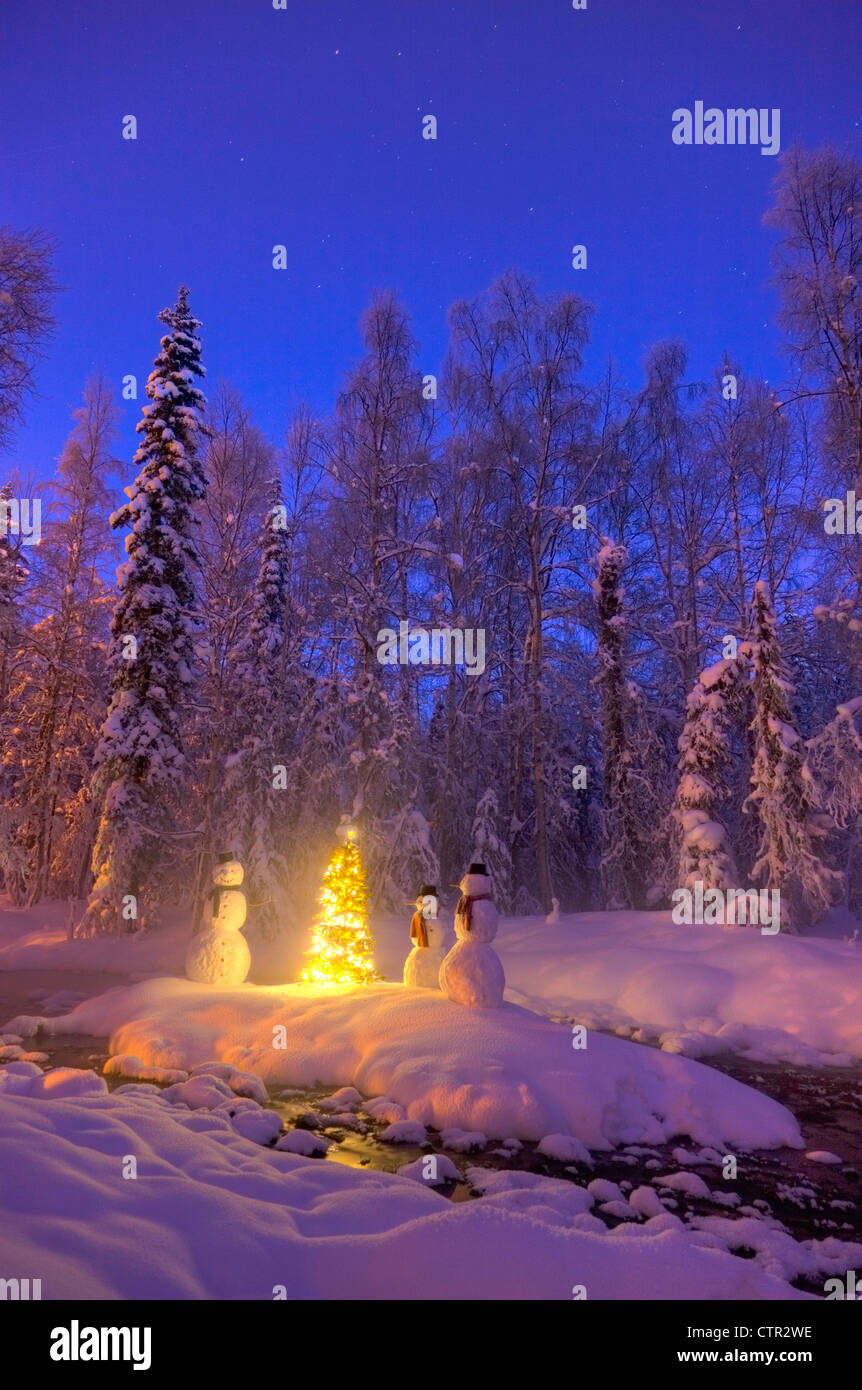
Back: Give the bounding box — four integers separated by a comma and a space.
2, 967, 860, 1291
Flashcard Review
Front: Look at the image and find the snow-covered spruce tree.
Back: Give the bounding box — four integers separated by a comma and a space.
365, 803, 439, 909
743, 582, 841, 930
78, 288, 206, 934
470, 787, 513, 912
674, 656, 747, 894
593, 540, 641, 909
226, 484, 292, 940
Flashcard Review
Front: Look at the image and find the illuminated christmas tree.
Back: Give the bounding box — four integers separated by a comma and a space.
300, 820, 379, 985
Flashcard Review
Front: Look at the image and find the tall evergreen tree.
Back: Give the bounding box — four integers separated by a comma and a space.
227, 484, 292, 940
470, 787, 512, 911
594, 540, 641, 909
674, 656, 746, 894
743, 582, 840, 929
79, 288, 206, 934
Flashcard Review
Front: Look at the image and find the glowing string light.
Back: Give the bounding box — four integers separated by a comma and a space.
300, 830, 379, 985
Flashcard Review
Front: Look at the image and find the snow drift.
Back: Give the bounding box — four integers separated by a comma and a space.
6, 976, 803, 1152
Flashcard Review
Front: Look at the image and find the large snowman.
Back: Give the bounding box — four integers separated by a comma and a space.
403, 884, 448, 990
185, 851, 251, 986
438, 862, 505, 1008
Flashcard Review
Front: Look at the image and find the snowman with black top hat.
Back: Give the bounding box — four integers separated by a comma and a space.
403, 883, 448, 989
438, 862, 505, 1007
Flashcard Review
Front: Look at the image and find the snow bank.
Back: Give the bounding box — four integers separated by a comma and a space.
498, 911, 862, 1064
6, 976, 803, 1152
0, 1083, 813, 1300
3, 899, 860, 1067
0, 898, 187, 974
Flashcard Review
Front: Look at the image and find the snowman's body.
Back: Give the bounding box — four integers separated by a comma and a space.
438, 870, 505, 1008
185, 858, 251, 987
403, 895, 448, 989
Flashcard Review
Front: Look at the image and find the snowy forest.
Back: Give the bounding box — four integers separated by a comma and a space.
1, 145, 861, 943
5, 0, 862, 1326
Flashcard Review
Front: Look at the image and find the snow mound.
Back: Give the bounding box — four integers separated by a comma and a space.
600, 1199, 638, 1220
538, 1133, 593, 1166
0, 1085, 817, 1301
28, 1068, 108, 1099
440, 1127, 486, 1152
653, 1171, 712, 1200
276, 1129, 329, 1156
588, 1178, 625, 1203
398, 1154, 460, 1185
630, 1186, 666, 1220
689, 1215, 862, 1287
319, 1086, 363, 1112
162, 1074, 235, 1110
232, 1108, 281, 1146
381, 1120, 428, 1145
363, 1097, 405, 1124
7, 977, 804, 1153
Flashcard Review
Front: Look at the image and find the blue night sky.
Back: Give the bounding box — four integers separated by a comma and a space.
2, 0, 860, 479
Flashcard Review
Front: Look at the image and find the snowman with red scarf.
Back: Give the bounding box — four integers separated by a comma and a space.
403, 884, 447, 989
438, 862, 505, 1008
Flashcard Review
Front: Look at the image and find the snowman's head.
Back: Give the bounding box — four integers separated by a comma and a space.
417, 885, 438, 920
459, 863, 490, 897
213, 853, 244, 887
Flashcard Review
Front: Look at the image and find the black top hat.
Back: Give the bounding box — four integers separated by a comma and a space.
218, 851, 235, 864
418, 884, 437, 898
467, 863, 487, 875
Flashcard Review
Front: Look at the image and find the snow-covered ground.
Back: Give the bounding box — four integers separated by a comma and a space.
497, 911, 862, 1066
3, 1061, 834, 1301
4, 976, 803, 1150
2, 898, 861, 1300
2, 898, 859, 1065
0, 899, 189, 975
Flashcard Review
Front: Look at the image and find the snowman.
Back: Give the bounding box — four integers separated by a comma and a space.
403, 884, 448, 989
185, 851, 251, 986
438, 862, 505, 1008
